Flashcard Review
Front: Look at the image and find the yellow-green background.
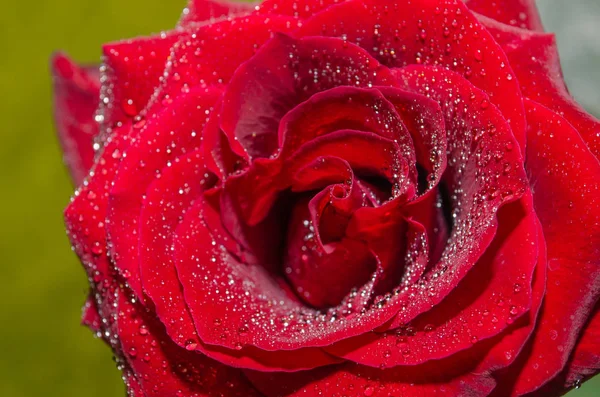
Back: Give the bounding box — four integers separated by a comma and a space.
0, 0, 598, 396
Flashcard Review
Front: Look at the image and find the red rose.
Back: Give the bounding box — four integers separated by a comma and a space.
51, 0, 600, 396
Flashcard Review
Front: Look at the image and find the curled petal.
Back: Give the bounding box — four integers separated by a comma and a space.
221, 33, 397, 158
326, 194, 540, 368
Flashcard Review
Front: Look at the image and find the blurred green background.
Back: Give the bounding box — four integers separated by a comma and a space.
0, 0, 597, 396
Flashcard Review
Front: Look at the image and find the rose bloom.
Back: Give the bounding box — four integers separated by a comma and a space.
51, 0, 600, 396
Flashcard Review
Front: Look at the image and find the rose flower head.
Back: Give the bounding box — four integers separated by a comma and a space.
51, 0, 600, 396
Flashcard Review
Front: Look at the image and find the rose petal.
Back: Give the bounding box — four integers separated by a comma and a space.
386, 65, 528, 330
139, 150, 216, 348
256, 0, 345, 19
376, 86, 447, 191
148, 15, 299, 117
172, 198, 342, 365
179, 0, 256, 27
279, 86, 415, 170
562, 306, 600, 389
245, 229, 546, 396
202, 99, 247, 178
107, 87, 221, 298
143, 157, 338, 370
81, 294, 102, 334
245, 363, 496, 397
326, 194, 540, 368
481, 16, 600, 160
222, 129, 409, 230
220, 33, 397, 158
297, 0, 527, 151
284, 188, 377, 308
65, 123, 133, 291
115, 290, 263, 397
101, 31, 182, 126
51, 53, 100, 185
506, 99, 600, 395
464, 0, 544, 31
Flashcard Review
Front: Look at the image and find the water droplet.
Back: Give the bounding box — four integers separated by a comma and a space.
185, 340, 198, 351
121, 99, 137, 116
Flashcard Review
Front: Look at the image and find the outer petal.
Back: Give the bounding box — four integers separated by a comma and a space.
139, 149, 334, 371
509, 99, 600, 395
464, 0, 544, 31
245, 364, 495, 397
562, 306, 600, 389
64, 122, 133, 292
480, 16, 600, 161
179, 0, 256, 27
139, 150, 217, 350
115, 289, 263, 397
81, 294, 102, 334
256, 0, 345, 19
147, 15, 299, 117
107, 87, 221, 298
51, 53, 100, 185
101, 31, 182, 127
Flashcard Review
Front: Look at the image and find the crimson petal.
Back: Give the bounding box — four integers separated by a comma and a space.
245, 363, 495, 397
297, 0, 526, 151
481, 16, 600, 160
221, 33, 397, 158
179, 0, 256, 27
562, 307, 600, 389
101, 31, 182, 127
107, 87, 221, 298
326, 194, 540, 368
284, 177, 376, 308
377, 86, 447, 191
51, 53, 100, 185
172, 198, 341, 365
279, 86, 415, 169
64, 123, 133, 291
256, 0, 345, 19
507, 99, 600, 395
464, 0, 544, 31
139, 150, 216, 349
148, 15, 299, 117
116, 290, 263, 397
